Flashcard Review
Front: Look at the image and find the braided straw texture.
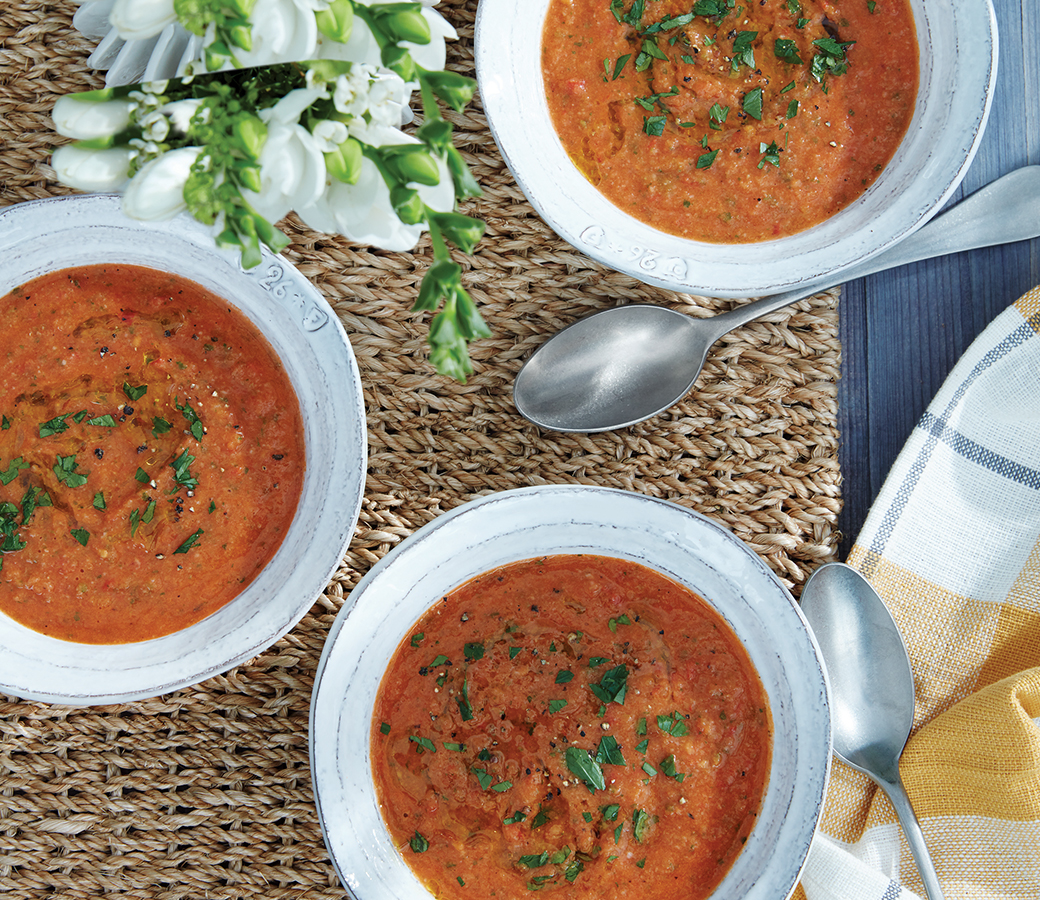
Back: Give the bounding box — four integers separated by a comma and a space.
0, 1, 841, 896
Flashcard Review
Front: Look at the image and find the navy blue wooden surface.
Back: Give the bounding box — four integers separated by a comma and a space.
836, 0, 1040, 558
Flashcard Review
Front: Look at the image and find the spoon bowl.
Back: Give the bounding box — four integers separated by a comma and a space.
514, 166, 1040, 433
801, 562, 945, 900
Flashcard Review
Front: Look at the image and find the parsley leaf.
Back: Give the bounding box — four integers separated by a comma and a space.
742, 87, 764, 120
53, 454, 87, 488
565, 746, 606, 791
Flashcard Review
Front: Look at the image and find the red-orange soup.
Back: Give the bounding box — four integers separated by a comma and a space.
0, 264, 305, 643
372, 554, 772, 899
542, 0, 919, 242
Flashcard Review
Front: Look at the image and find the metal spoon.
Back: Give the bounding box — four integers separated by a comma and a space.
800, 562, 944, 900
514, 166, 1040, 432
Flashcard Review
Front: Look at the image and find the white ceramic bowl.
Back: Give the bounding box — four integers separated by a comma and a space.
475, 0, 997, 298
310, 485, 831, 900
0, 194, 366, 705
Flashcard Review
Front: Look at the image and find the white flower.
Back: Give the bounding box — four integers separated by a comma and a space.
311, 118, 349, 153
297, 130, 455, 252
109, 0, 177, 41
139, 109, 170, 142
242, 120, 327, 223
122, 146, 201, 220
51, 144, 135, 192
160, 98, 205, 135
51, 95, 135, 141
223, 0, 320, 68
292, 0, 334, 9
268, 86, 329, 125
330, 66, 410, 140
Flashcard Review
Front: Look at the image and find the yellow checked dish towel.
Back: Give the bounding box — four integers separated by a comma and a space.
799, 287, 1040, 900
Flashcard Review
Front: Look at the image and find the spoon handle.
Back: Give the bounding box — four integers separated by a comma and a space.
878, 774, 946, 900
703, 165, 1040, 342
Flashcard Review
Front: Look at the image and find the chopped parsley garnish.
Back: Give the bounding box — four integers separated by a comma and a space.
410, 632, 425, 647
1, 415, 9, 430
758, 140, 782, 168
53, 454, 87, 488
692, 0, 730, 17
93, 491, 106, 511
601, 804, 620, 821
173, 527, 204, 554
457, 678, 474, 720
39, 414, 71, 437
594, 734, 626, 765
472, 767, 493, 790
410, 735, 436, 753
607, 614, 630, 633
129, 499, 156, 537
123, 382, 148, 401
548, 699, 568, 714
565, 746, 606, 791
170, 451, 200, 491
657, 710, 689, 736
443, 741, 466, 751
70, 528, 89, 547
409, 831, 429, 853
152, 416, 172, 437
555, 669, 574, 684
509, 646, 522, 659
811, 37, 855, 84
611, 53, 631, 79
503, 810, 527, 824
774, 37, 803, 64
176, 397, 205, 441
135, 467, 150, 484
708, 103, 730, 130
464, 641, 485, 660
590, 664, 628, 704
380, 722, 391, 734
742, 87, 764, 121
787, 98, 800, 118
697, 149, 720, 169
731, 30, 757, 70
632, 808, 652, 842
0, 457, 28, 486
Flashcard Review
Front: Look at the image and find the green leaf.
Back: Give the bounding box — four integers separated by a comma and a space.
565, 746, 605, 791
123, 382, 148, 401
555, 670, 574, 684
742, 87, 764, 120
70, 528, 89, 547
464, 641, 485, 660
518, 851, 548, 868
54, 454, 87, 488
589, 665, 628, 704
39, 414, 70, 437
410, 831, 429, 853
774, 37, 803, 64
380, 722, 391, 734
548, 699, 568, 714
86, 414, 117, 427
457, 678, 474, 720
595, 735, 626, 766
632, 808, 651, 842
0, 457, 28, 486
472, 766, 493, 790
173, 528, 204, 554
409, 735, 437, 753
697, 149, 719, 169
135, 467, 150, 484
93, 491, 106, 511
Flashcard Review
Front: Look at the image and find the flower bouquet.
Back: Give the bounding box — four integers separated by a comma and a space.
54, 0, 487, 380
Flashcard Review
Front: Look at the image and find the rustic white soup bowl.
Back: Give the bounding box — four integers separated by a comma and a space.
475, 0, 997, 298
0, 194, 366, 705
310, 485, 831, 900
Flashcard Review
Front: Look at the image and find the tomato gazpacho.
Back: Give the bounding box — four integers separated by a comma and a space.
0, 264, 304, 643
372, 554, 772, 898
542, 0, 919, 242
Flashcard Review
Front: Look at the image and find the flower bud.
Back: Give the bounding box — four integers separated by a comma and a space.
110, 0, 178, 41
51, 144, 134, 192
232, 114, 268, 161
324, 137, 363, 184
316, 0, 354, 43
382, 9, 431, 45
381, 45, 417, 83
51, 96, 134, 141
390, 185, 426, 225
389, 148, 441, 187
122, 147, 201, 221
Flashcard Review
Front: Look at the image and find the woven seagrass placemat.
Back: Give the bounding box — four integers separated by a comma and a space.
0, 1, 841, 896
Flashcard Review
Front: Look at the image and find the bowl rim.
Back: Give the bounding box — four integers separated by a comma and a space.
474, 0, 998, 298
0, 193, 367, 705
309, 484, 832, 900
